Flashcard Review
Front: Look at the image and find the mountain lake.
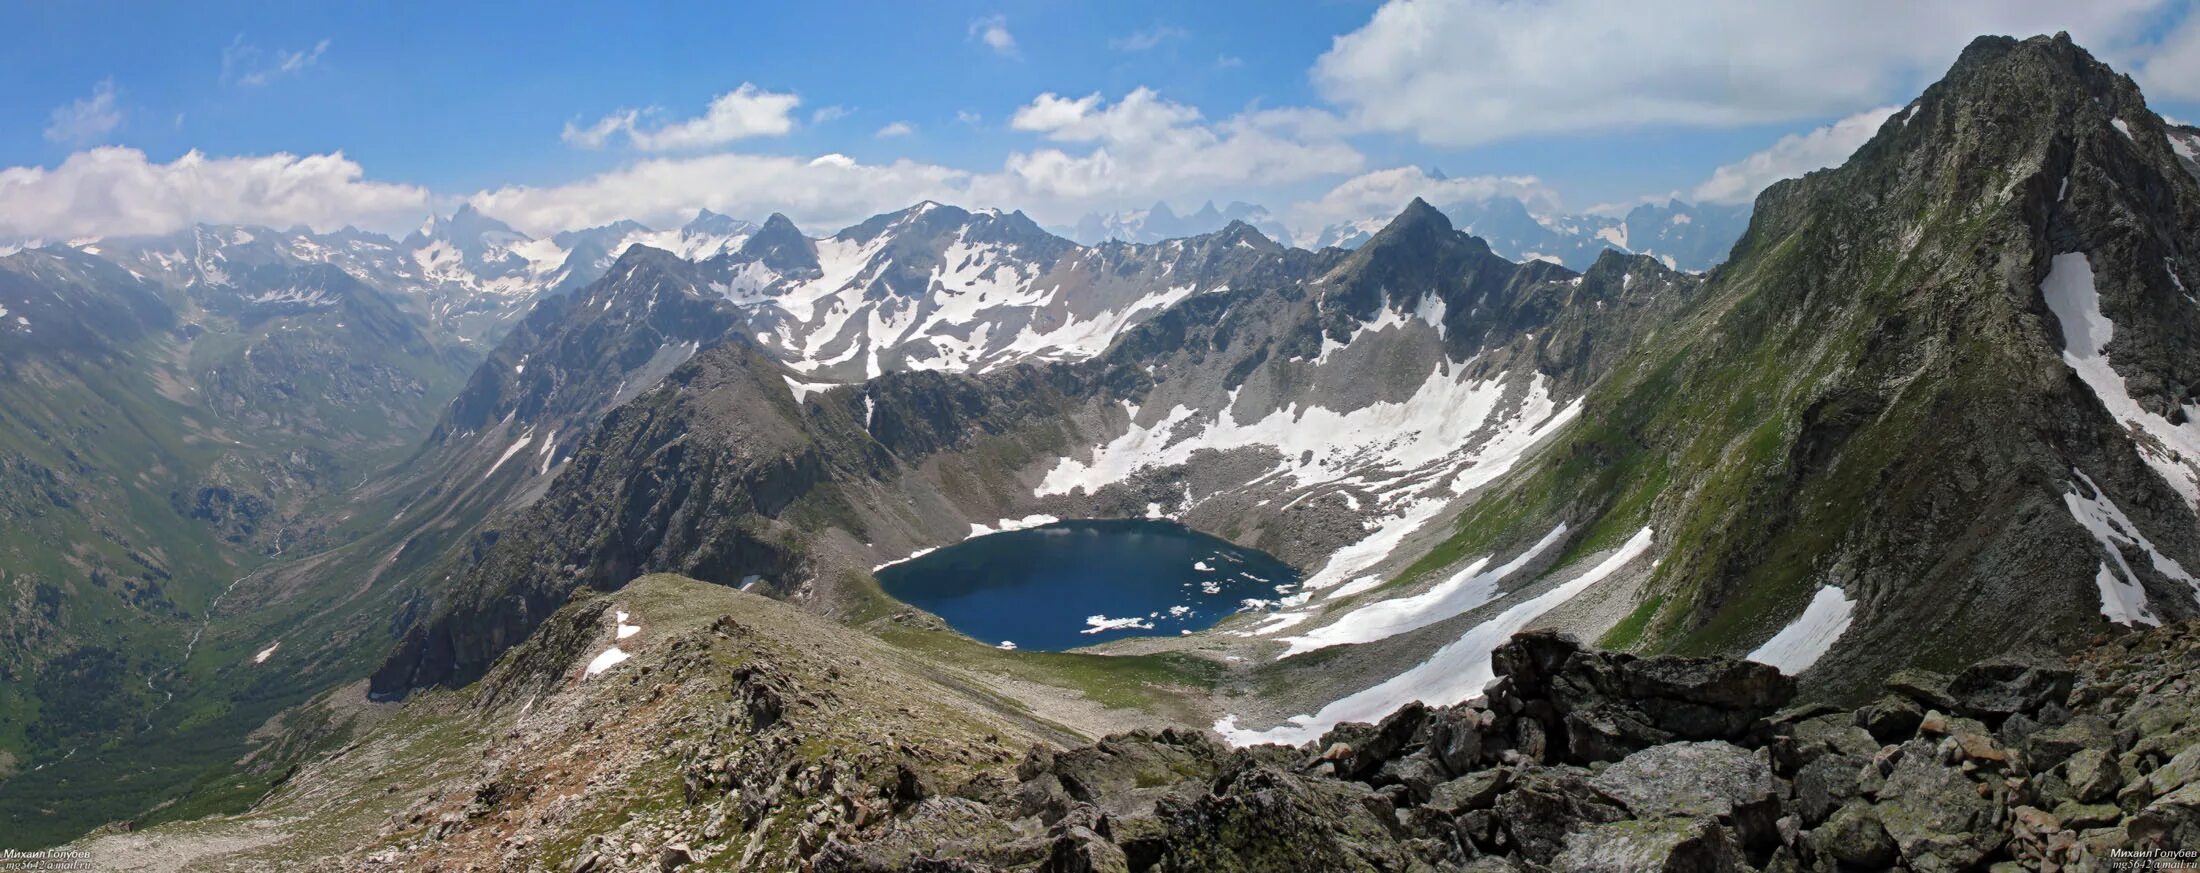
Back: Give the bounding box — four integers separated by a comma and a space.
876, 519, 1302, 651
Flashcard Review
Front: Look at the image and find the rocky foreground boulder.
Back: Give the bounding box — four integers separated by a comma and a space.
812, 626, 2200, 872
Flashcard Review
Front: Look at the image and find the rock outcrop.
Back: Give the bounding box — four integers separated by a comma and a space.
808, 625, 2200, 872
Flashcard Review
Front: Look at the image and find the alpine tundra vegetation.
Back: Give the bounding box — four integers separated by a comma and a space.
4, 6, 2200, 872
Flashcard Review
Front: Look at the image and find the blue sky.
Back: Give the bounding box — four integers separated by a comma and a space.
5, 1, 2199, 242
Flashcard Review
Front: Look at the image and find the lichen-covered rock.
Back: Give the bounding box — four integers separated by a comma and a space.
1874, 739, 2008, 871
2064, 747, 2124, 803
1552, 816, 1747, 873
1811, 799, 1899, 868
1588, 741, 1780, 847
1944, 662, 2077, 724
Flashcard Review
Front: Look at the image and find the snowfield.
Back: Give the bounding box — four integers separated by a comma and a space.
1274, 524, 1569, 658
2062, 469, 2198, 627
1745, 585, 1856, 674
2041, 252, 2200, 508
1218, 527, 1655, 746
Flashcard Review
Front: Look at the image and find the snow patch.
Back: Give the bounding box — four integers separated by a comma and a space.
483, 432, 536, 480
252, 642, 280, 664
1217, 527, 1655, 746
2040, 252, 2200, 507
2063, 469, 2198, 626
1275, 524, 1569, 656
583, 647, 630, 678
1745, 585, 1855, 675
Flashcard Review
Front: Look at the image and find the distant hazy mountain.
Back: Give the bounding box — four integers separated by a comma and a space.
1311, 195, 1751, 273
1060, 200, 1293, 247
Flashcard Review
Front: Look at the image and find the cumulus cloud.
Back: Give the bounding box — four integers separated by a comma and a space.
562, 84, 801, 151
1692, 106, 1902, 204
970, 15, 1018, 57
473, 87, 1367, 235
875, 121, 915, 138
1110, 24, 1187, 52
1314, 0, 2171, 146
1289, 166, 1562, 230
0, 147, 429, 240
222, 35, 330, 87
997, 89, 1362, 209
2136, 10, 2200, 100
466, 152, 975, 236
44, 80, 122, 145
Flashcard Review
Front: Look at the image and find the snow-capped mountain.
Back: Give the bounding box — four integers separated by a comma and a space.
701, 202, 1302, 380
1061, 200, 1293, 247
80, 207, 759, 348
1309, 195, 1750, 272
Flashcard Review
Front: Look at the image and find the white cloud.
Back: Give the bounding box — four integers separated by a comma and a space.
0, 147, 429, 240
1314, 0, 2172, 146
998, 88, 1363, 210
970, 15, 1018, 57
1110, 24, 1187, 52
222, 35, 330, 87
560, 109, 638, 149
956, 109, 983, 126
472, 86, 1368, 236
562, 84, 801, 151
1692, 106, 1902, 204
44, 80, 122, 145
810, 105, 851, 124
467, 151, 974, 236
1290, 166, 1561, 230
2136, 10, 2200, 101
875, 121, 915, 138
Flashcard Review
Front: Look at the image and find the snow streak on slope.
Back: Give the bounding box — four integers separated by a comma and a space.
1217, 528, 1655, 746
1275, 524, 1569, 658
1040, 368, 1574, 508
2041, 252, 2200, 507
1745, 585, 1856, 675
2062, 469, 2199, 626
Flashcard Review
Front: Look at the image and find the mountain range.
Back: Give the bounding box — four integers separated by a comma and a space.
3, 30, 2199, 870
1066, 192, 1752, 273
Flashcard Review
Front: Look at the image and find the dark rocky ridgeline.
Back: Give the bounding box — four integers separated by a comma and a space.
367, 337, 1117, 696
1436, 31, 2200, 703
806, 626, 2199, 872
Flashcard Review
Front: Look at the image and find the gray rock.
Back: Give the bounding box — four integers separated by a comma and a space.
1874, 739, 2007, 871
2064, 747, 2123, 803
1886, 668, 1958, 712
1492, 767, 1628, 864
1376, 752, 1447, 803
2025, 715, 2117, 771
1810, 799, 1898, 868
2126, 782, 2200, 851
1856, 694, 1926, 745
1427, 706, 1490, 776
1588, 741, 1778, 823
1945, 662, 2075, 723
1552, 817, 1746, 873
1427, 768, 1513, 816
2052, 800, 2122, 829
1792, 753, 1864, 826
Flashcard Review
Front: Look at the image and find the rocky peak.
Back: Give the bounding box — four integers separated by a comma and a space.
682, 208, 752, 238
736, 213, 820, 277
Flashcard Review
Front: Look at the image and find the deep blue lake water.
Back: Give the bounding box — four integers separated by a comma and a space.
876, 519, 1302, 651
